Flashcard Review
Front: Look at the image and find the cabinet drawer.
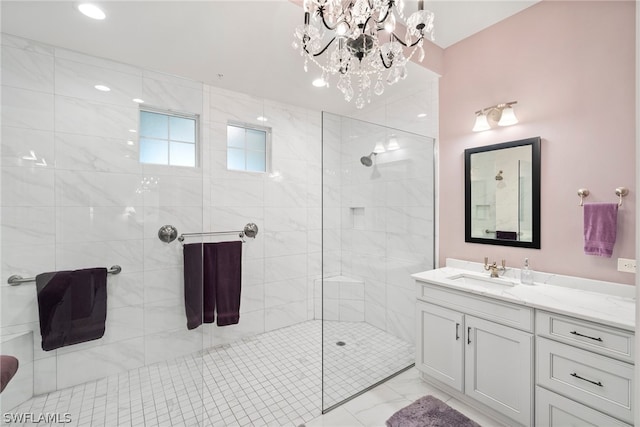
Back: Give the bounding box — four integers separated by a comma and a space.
537, 337, 634, 424
536, 311, 634, 363
417, 282, 533, 332
536, 386, 631, 427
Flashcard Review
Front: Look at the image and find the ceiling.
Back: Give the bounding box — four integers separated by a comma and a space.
1, 1, 538, 115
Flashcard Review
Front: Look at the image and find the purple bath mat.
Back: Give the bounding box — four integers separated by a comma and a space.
386, 395, 481, 427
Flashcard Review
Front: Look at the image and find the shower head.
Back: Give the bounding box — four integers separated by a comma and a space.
495, 170, 504, 181
360, 152, 377, 167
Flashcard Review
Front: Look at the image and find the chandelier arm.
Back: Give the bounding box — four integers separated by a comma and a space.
308, 37, 338, 57
317, 5, 351, 32
391, 32, 424, 48
379, 51, 393, 69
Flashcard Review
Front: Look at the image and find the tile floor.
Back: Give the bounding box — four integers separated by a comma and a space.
5, 320, 498, 426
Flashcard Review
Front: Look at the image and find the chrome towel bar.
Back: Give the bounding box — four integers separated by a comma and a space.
158, 223, 259, 244
7, 265, 122, 286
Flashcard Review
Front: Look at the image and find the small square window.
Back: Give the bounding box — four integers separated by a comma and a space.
226, 123, 270, 173
139, 109, 198, 167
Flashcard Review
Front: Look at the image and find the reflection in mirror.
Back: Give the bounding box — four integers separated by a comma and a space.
465, 137, 541, 248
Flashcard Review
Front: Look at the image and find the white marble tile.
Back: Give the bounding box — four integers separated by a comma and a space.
339, 300, 365, 322
240, 283, 264, 314
55, 170, 143, 207
54, 57, 142, 107
386, 232, 434, 264
340, 281, 365, 300
143, 205, 203, 240
2, 45, 54, 92
306, 406, 364, 427
210, 177, 265, 207
264, 180, 308, 208
143, 298, 187, 334
264, 207, 307, 232
55, 47, 141, 76
322, 299, 340, 321
242, 257, 264, 286
385, 368, 456, 403
364, 279, 387, 310
264, 278, 307, 308
144, 237, 183, 271
143, 175, 204, 207
1, 126, 54, 168
386, 310, 415, 344
56, 206, 143, 243
55, 337, 144, 390
209, 88, 264, 125
144, 328, 204, 365
387, 259, 431, 290
264, 254, 307, 282
54, 95, 138, 139
143, 267, 183, 304
264, 230, 307, 257
1, 86, 54, 131
56, 239, 144, 274
33, 357, 57, 395
106, 272, 144, 309
54, 132, 141, 174
1, 284, 39, 327
342, 384, 412, 426
264, 300, 307, 331
142, 76, 203, 115
364, 301, 386, 330
1, 206, 55, 246
1, 166, 54, 207
2, 34, 54, 55
350, 254, 386, 281
1, 244, 55, 286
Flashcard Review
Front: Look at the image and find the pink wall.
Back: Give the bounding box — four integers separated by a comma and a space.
439, 0, 636, 284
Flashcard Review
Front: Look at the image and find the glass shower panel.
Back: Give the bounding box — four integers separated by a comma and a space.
321, 112, 435, 411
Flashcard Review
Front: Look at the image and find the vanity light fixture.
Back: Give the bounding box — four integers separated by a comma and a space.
472, 101, 518, 132
386, 135, 399, 151
132, 98, 145, 104
373, 141, 386, 154
256, 116, 268, 122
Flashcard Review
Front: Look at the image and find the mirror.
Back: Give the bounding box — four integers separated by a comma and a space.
465, 137, 541, 248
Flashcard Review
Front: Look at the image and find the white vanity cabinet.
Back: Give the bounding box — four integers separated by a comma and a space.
414, 263, 635, 427
416, 283, 534, 426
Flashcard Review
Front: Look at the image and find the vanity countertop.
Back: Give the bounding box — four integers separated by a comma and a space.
412, 259, 636, 332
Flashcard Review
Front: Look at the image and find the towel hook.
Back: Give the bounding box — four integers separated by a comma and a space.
577, 188, 589, 206
615, 187, 628, 207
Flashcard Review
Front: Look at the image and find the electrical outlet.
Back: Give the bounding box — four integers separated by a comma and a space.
617, 258, 636, 273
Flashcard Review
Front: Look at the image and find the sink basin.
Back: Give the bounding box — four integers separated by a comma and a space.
446, 273, 517, 287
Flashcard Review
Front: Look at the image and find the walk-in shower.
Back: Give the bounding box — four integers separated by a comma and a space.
321, 112, 436, 412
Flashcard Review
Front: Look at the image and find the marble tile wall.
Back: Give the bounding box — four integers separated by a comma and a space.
0, 33, 321, 396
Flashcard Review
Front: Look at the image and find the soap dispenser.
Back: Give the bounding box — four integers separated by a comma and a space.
521, 258, 534, 285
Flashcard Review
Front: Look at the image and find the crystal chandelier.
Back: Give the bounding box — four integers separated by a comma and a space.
293, 0, 434, 109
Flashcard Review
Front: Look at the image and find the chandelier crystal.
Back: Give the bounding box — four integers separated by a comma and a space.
293, 0, 434, 109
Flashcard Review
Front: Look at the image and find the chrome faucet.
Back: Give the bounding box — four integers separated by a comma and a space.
484, 257, 506, 278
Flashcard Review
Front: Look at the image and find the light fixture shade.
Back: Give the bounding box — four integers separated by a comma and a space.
472, 113, 490, 132
498, 106, 518, 126
373, 141, 386, 154
386, 136, 399, 151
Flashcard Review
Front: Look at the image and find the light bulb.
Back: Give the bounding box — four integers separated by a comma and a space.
77, 3, 106, 20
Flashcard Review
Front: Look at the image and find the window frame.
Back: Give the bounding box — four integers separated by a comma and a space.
138, 106, 200, 168
226, 121, 272, 174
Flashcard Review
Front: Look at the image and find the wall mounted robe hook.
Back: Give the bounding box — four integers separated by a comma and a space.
577, 188, 589, 206
615, 187, 628, 207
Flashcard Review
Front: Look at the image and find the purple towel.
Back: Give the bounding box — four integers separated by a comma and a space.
496, 230, 518, 240
584, 203, 618, 257
0, 355, 19, 393
183, 241, 242, 329
35, 268, 108, 351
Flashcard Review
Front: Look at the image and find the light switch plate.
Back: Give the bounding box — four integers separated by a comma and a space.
617, 258, 636, 273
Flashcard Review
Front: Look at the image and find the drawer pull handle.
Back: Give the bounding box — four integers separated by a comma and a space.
467, 327, 471, 344
455, 323, 460, 340
570, 331, 603, 342
570, 372, 603, 387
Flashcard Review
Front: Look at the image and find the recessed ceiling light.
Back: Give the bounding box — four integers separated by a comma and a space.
132, 98, 145, 104
77, 3, 106, 20
417, 113, 427, 118
94, 84, 110, 92
312, 78, 327, 88
257, 116, 268, 122
127, 140, 135, 146
128, 129, 137, 133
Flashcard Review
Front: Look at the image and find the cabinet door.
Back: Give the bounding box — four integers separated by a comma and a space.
465, 316, 533, 426
416, 301, 464, 392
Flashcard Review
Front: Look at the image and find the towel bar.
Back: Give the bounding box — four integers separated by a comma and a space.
158, 223, 259, 243
7, 265, 122, 286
